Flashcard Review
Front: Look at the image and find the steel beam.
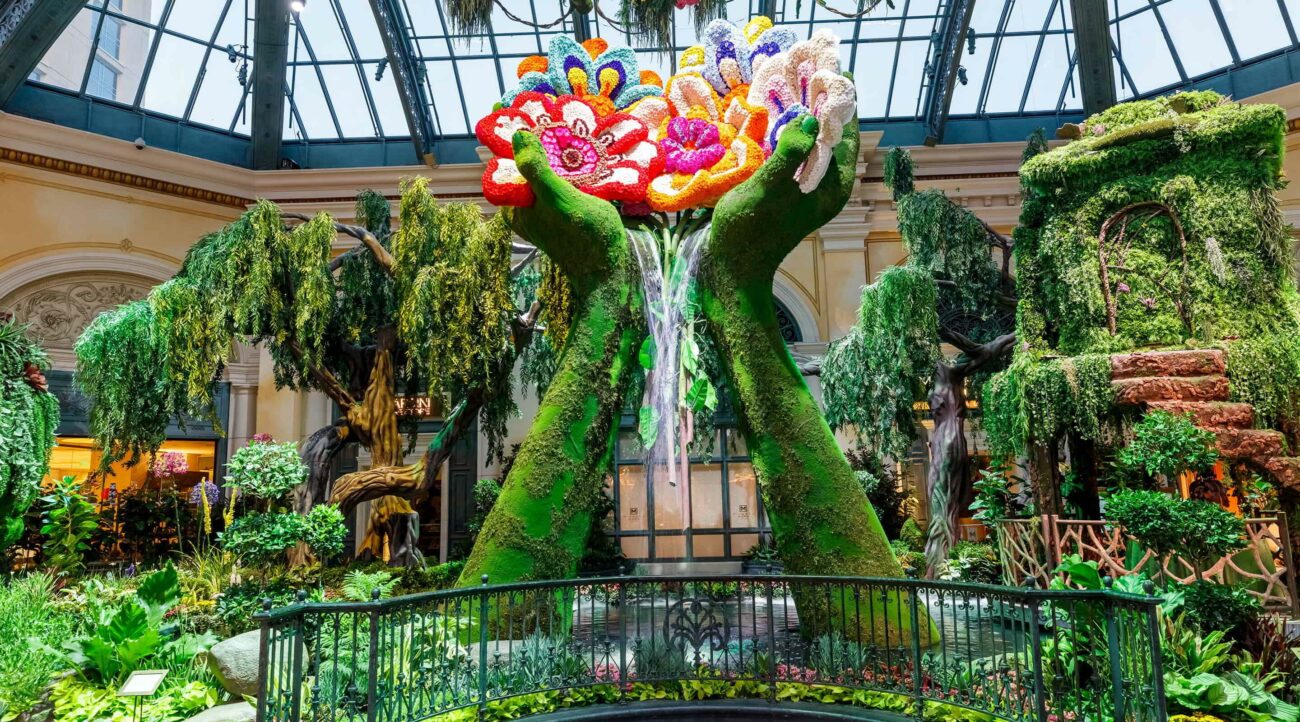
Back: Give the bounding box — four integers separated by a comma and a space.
369, 0, 437, 165
1069, 0, 1116, 115
0, 0, 83, 105
251, 0, 291, 170
920, 0, 977, 146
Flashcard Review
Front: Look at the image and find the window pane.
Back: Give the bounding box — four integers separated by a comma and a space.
87, 59, 119, 100
725, 431, 747, 459
728, 462, 759, 529
31, 8, 99, 91
652, 463, 687, 531
731, 533, 759, 557
654, 535, 685, 559
692, 534, 725, 559
618, 466, 647, 531
690, 463, 724, 529
620, 536, 648, 560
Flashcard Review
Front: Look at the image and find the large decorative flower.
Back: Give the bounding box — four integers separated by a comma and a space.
646, 110, 765, 212
680, 17, 797, 100
475, 92, 662, 207
503, 36, 663, 115
747, 29, 857, 192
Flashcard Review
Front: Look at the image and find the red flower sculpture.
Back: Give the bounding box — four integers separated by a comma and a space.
475, 92, 661, 207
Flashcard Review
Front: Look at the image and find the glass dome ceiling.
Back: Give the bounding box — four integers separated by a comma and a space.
8, 0, 1300, 168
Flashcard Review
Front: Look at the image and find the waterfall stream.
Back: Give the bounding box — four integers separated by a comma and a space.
628, 224, 710, 542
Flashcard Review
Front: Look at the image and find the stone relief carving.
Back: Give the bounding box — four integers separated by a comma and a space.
0, 275, 152, 349
0, 0, 38, 48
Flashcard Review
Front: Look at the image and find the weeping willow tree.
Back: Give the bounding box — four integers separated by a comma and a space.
821, 147, 1018, 577
75, 183, 535, 566
0, 317, 59, 550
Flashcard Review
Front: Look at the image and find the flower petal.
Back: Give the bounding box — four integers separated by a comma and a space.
482, 158, 535, 207
797, 70, 856, 193
475, 107, 534, 158
665, 73, 723, 121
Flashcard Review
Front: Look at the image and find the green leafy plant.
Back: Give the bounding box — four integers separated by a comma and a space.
1182, 581, 1261, 636
39, 476, 99, 578
0, 318, 59, 553
219, 510, 307, 564
0, 573, 82, 718
49, 563, 216, 686
225, 438, 307, 503
845, 447, 911, 539
1114, 411, 1219, 488
898, 518, 925, 553
342, 569, 399, 601
304, 503, 347, 562
1104, 489, 1246, 580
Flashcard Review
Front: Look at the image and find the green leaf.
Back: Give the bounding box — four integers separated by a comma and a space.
638, 406, 659, 450
135, 562, 180, 620
685, 379, 709, 412
638, 337, 656, 370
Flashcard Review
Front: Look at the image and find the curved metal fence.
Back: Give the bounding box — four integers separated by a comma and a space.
255, 574, 1166, 722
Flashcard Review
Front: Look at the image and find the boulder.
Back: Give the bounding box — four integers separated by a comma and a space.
1112, 375, 1229, 405
206, 630, 262, 698
184, 702, 255, 722
1109, 349, 1225, 379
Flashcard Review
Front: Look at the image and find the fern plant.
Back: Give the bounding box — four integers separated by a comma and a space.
342, 569, 399, 601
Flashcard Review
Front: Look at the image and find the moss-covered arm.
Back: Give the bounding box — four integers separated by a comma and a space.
702, 117, 924, 641
456, 132, 641, 585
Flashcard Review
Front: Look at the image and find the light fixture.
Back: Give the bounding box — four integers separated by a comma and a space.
290, 0, 306, 12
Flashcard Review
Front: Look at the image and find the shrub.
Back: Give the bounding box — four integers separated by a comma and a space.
342, 569, 399, 601
219, 511, 307, 564
0, 573, 81, 717
898, 518, 924, 553
1104, 490, 1246, 580
845, 447, 911, 539
1181, 581, 1261, 635
1113, 411, 1219, 487
225, 439, 306, 502
39, 475, 99, 578
304, 504, 347, 562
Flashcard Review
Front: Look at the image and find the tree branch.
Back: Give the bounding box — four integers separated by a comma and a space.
287, 338, 356, 408
284, 212, 395, 275
511, 247, 539, 278
937, 325, 982, 355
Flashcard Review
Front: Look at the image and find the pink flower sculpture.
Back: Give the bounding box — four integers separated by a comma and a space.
476, 92, 662, 207
747, 30, 857, 192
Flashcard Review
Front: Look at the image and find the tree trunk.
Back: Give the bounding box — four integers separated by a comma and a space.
294, 422, 352, 514
924, 361, 969, 578
455, 255, 641, 587
1029, 438, 1063, 517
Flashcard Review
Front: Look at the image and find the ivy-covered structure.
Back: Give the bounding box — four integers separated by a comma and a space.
0, 318, 59, 550
983, 91, 1300, 512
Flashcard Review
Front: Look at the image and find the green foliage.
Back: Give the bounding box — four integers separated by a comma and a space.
1165, 670, 1298, 722
0, 320, 58, 550
882, 146, 914, 201
845, 447, 910, 539
342, 569, 399, 601
940, 541, 1002, 584
1105, 490, 1246, 567
335, 190, 397, 346
304, 504, 347, 562
51, 563, 217, 686
822, 266, 938, 458
1226, 335, 1300, 427
1181, 581, 1261, 635
969, 462, 1031, 532
1114, 410, 1219, 485
0, 573, 81, 718
49, 676, 218, 722
219, 511, 307, 564
394, 178, 517, 461
225, 438, 307, 502
1015, 92, 1293, 356
39, 476, 98, 578
898, 518, 925, 553
982, 352, 1113, 456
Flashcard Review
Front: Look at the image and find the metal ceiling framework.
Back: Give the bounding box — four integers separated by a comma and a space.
4, 0, 1300, 168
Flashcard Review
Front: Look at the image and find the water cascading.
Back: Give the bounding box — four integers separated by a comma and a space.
628, 224, 710, 551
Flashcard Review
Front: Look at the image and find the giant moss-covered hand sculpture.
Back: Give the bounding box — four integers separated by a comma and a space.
462, 19, 925, 641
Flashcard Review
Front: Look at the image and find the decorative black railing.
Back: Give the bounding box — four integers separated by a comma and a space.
255, 574, 1166, 722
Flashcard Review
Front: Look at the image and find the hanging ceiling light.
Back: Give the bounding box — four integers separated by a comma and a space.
290, 0, 306, 13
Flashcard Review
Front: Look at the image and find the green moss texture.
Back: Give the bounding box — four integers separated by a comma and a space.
457, 133, 642, 587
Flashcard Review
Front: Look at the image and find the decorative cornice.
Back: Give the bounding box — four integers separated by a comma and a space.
0, 146, 254, 207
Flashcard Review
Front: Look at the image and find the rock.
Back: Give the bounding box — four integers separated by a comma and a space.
184, 702, 255, 722
1263, 457, 1300, 491
1113, 375, 1229, 405
1147, 400, 1253, 428
1109, 349, 1225, 379
206, 630, 263, 698
1213, 428, 1285, 459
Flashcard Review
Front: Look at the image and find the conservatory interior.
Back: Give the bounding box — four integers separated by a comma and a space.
4, 0, 1300, 721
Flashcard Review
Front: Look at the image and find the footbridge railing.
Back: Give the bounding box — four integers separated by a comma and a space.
255, 574, 1166, 722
